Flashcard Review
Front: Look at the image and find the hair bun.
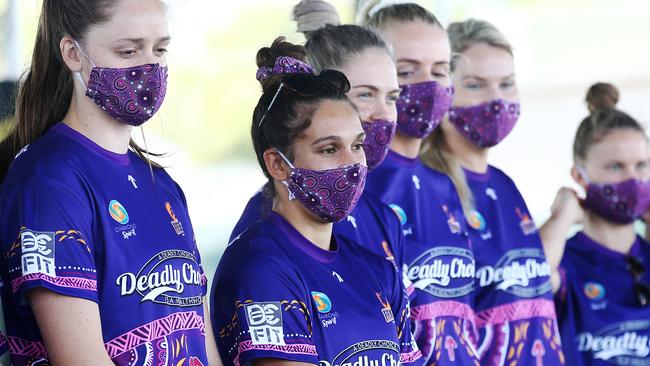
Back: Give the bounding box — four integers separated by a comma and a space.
255, 37, 308, 92
293, 0, 341, 35
586, 82, 619, 113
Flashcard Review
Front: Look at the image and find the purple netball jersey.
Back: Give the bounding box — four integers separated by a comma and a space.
212, 212, 422, 366
464, 166, 564, 366
556, 232, 650, 366
229, 190, 407, 270
365, 151, 479, 366
0, 123, 208, 365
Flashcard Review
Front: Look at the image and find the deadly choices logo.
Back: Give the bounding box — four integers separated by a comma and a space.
475, 248, 552, 297
115, 249, 203, 307
577, 320, 650, 365
319, 340, 401, 366
407, 246, 475, 298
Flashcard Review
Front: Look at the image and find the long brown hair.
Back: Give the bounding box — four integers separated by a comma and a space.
0, 0, 160, 182
420, 19, 513, 216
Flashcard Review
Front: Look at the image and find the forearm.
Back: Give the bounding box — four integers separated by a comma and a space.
204, 300, 223, 366
539, 212, 573, 293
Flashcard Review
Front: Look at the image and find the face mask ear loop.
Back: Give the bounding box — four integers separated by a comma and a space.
73, 40, 97, 91
274, 149, 296, 200
576, 166, 591, 184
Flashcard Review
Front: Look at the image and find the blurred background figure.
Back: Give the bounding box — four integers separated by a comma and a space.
1, 0, 649, 286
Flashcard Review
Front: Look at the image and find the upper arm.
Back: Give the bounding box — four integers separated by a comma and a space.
212, 248, 319, 366
28, 288, 113, 365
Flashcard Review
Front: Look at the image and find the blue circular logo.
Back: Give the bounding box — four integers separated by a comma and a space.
584, 282, 606, 301
311, 291, 332, 313
389, 204, 407, 225
108, 200, 129, 225
467, 209, 486, 231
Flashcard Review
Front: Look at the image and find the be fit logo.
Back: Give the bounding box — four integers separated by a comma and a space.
115, 249, 203, 307
407, 247, 475, 298
475, 248, 552, 297
577, 321, 650, 365
319, 340, 400, 366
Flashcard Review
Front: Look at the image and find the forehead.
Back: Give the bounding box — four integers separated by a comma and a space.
342, 49, 398, 90
454, 43, 514, 79
383, 21, 450, 64
586, 128, 649, 161
301, 100, 360, 137
86, 0, 169, 41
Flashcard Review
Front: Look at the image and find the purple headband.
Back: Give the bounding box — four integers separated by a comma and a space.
256, 56, 314, 82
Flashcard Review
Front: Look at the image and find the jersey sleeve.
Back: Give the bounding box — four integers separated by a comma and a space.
385, 258, 422, 366
229, 189, 268, 243
212, 240, 319, 366
1, 176, 97, 304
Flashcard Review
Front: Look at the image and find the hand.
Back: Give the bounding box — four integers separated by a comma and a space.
550, 187, 584, 225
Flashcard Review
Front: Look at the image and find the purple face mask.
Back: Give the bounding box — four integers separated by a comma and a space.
448, 99, 521, 148
74, 41, 168, 126
396, 80, 454, 139
277, 150, 367, 222
361, 120, 396, 171
582, 176, 650, 224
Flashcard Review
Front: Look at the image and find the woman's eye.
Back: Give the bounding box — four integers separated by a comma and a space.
357, 92, 372, 99
465, 83, 481, 90
155, 48, 168, 54
607, 163, 623, 171
397, 71, 414, 78
321, 147, 337, 155
387, 95, 399, 103
353, 143, 365, 150
119, 49, 137, 56
501, 81, 515, 89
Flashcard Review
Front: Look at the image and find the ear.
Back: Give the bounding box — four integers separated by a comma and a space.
263, 149, 290, 182
60, 35, 84, 73
571, 165, 588, 190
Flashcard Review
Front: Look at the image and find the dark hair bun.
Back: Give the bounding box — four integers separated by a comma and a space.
256, 37, 308, 92
586, 82, 619, 113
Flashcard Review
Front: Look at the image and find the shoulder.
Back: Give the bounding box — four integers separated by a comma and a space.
6, 133, 86, 185
218, 221, 293, 279
488, 165, 518, 189
339, 236, 395, 278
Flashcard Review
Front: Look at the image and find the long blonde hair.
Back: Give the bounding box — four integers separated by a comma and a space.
420, 18, 513, 217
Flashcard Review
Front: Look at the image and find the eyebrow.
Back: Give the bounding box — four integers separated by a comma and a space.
311, 132, 366, 146
397, 58, 450, 66
312, 135, 340, 145
114, 36, 171, 44
462, 73, 516, 81
351, 85, 401, 94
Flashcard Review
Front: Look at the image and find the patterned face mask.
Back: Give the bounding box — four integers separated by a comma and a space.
361, 120, 396, 171
448, 99, 521, 148
74, 41, 168, 126
396, 81, 454, 139
580, 168, 650, 224
277, 150, 367, 223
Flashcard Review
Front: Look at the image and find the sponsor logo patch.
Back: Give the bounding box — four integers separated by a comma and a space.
20, 230, 56, 277
109, 200, 129, 224
245, 302, 285, 345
